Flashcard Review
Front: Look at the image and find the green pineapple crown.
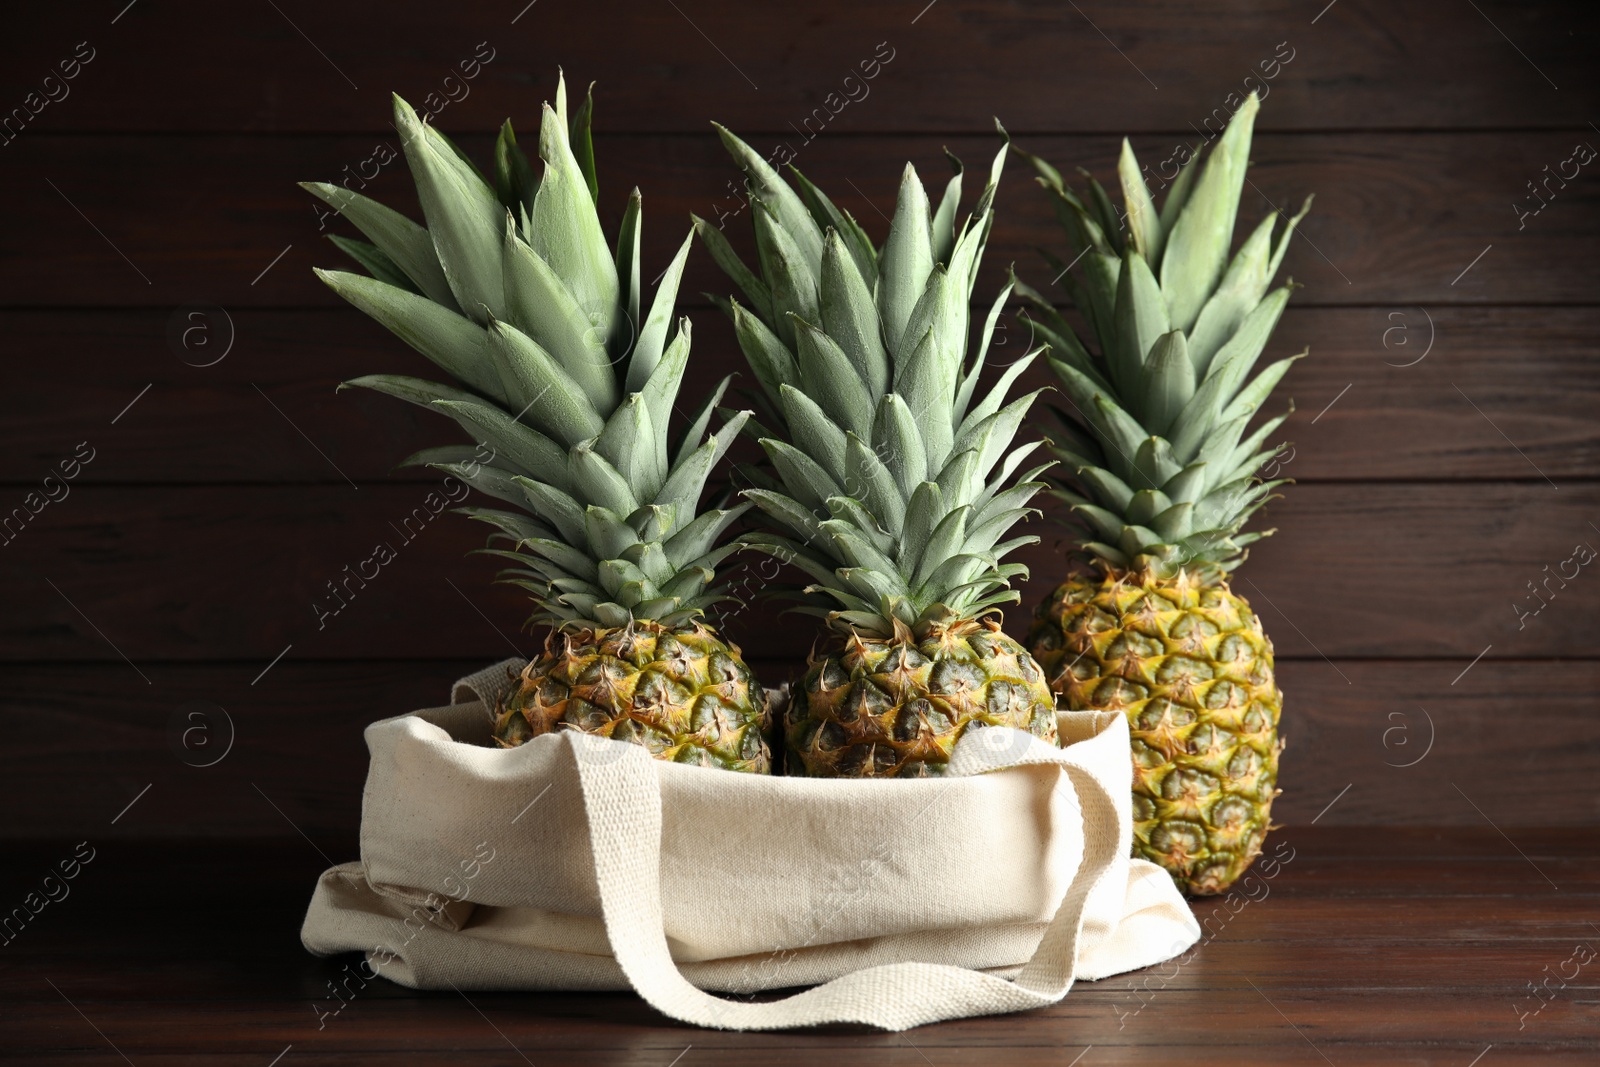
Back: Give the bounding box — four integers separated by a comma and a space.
305, 74, 750, 631
1015, 92, 1312, 580
697, 125, 1053, 640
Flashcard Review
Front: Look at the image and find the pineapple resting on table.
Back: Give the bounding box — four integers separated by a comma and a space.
698, 125, 1058, 777
1015, 92, 1310, 893
304, 76, 770, 771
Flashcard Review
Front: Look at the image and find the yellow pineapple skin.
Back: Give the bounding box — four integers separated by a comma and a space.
790, 618, 1059, 778
493, 620, 772, 773
1026, 568, 1283, 895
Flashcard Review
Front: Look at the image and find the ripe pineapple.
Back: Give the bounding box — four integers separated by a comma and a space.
305, 76, 769, 771
1016, 93, 1310, 892
699, 126, 1058, 777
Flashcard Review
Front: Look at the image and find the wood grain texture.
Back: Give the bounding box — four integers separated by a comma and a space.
2, 660, 1597, 838
3, 482, 1596, 662
2, 2, 1596, 1057
1, 0, 1594, 133
5, 130, 1598, 308
5, 305, 1597, 484
0, 832, 1596, 1063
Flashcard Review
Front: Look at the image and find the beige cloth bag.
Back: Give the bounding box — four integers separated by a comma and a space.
301, 659, 1200, 1031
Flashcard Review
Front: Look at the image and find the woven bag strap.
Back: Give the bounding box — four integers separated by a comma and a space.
560, 728, 1123, 1031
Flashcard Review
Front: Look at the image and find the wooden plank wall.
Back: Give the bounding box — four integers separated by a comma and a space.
2, 0, 1596, 843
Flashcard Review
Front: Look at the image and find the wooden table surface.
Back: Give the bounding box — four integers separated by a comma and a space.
3, 828, 1596, 1065
2, 2, 1598, 1064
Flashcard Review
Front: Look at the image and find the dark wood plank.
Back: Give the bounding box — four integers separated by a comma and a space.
4, 1050, 1595, 1067
5, 1050, 1594, 1067
1215, 894, 1600, 941
3, 831, 1600, 1062
2, 834, 1596, 1061
2, 939, 1596, 1051
0, 0, 1593, 133
13, 930, 1599, 995
6, 306, 1597, 485
1270, 660, 1600, 829
1225, 481, 1598, 661
3, 662, 1597, 837
3, 483, 1597, 662
6, 131, 1598, 308
1253, 826, 1600, 860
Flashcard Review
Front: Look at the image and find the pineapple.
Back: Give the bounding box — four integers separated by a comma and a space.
1015, 92, 1310, 892
698, 126, 1058, 777
304, 76, 769, 771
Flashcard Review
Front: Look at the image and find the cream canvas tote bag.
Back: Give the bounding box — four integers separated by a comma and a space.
302, 660, 1200, 1031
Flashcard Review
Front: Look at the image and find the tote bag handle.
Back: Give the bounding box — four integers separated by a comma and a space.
563, 729, 1123, 1032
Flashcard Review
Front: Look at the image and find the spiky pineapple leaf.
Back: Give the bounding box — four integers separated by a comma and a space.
1159, 92, 1259, 332
790, 166, 878, 286
818, 230, 890, 401
394, 94, 506, 321
501, 225, 617, 411
432, 398, 569, 479
493, 119, 539, 222
692, 214, 774, 322
730, 301, 796, 409
1186, 212, 1277, 377
531, 100, 619, 345
877, 163, 933, 354
594, 394, 663, 502
316, 270, 503, 401
511, 476, 586, 543
614, 188, 642, 350
793, 317, 873, 439
778, 385, 849, 486
872, 393, 929, 497
568, 80, 599, 206
327, 235, 418, 293
637, 320, 692, 463
630, 230, 694, 393
300, 182, 457, 309
752, 200, 819, 353
483, 318, 604, 446
1142, 330, 1195, 437
1118, 138, 1163, 264
930, 151, 964, 266
843, 433, 906, 529
713, 123, 825, 269
655, 411, 749, 519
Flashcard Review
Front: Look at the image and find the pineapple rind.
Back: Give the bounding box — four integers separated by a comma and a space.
793, 619, 1057, 778
495, 620, 771, 771
1028, 568, 1282, 895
